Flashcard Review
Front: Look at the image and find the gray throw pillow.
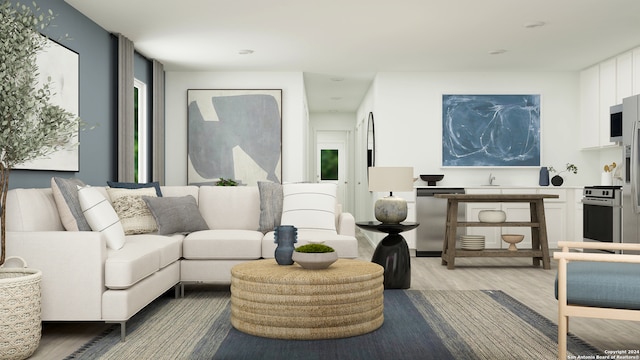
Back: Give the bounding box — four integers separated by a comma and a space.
107, 181, 163, 197
142, 195, 209, 235
257, 181, 283, 233
51, 177, 92, 231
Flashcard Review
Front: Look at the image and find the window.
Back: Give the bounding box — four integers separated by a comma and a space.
134, 78, 148, 183
320, 149, 339, 180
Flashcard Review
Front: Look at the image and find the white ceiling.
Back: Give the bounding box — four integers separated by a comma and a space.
65, 0, 640, 112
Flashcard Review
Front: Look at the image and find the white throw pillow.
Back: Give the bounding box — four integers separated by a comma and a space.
280, 183, 337, 234
78, 186, 126, 250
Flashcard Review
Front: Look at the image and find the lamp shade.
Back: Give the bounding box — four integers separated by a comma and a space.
368, 167, 414, 193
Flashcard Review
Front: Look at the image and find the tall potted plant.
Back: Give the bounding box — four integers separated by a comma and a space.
0, 1, 80, 358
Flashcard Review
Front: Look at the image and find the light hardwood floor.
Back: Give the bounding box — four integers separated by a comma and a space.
30, 232, 640, 359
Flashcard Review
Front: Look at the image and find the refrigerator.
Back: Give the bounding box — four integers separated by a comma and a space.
622, 94, 640, 252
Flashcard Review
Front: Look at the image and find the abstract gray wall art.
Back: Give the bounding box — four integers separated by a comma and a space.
187, 89, 282, 185
442, 94, 540, 167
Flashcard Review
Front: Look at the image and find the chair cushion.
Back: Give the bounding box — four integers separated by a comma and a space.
262, 230, 358, 259
78, 186, 126, 250
555, 261, 640, 310
183, 230, 263, 259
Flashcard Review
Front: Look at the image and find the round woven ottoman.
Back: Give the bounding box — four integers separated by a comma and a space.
230, 259, 384, 340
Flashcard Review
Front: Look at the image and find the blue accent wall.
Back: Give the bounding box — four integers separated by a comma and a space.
8, 0, 117, 188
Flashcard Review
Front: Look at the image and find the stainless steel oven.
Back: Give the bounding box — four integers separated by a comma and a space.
583, 186, 622, 253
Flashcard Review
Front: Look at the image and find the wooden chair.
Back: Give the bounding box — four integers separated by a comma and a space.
554, 241, 640, 360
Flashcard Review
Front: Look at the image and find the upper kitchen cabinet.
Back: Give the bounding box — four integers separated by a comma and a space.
580, 48, 640, 149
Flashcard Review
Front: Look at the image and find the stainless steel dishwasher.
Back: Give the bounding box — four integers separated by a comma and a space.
415, 187, 465, 257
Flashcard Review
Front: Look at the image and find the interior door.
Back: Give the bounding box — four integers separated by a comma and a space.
316, 131, 348, 210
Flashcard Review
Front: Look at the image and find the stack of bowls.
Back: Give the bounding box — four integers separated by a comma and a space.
460, 234, 485, 250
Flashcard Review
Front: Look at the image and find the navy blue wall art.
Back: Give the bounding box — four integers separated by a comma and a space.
442, 94, 540, 167
187, 89, 282, 186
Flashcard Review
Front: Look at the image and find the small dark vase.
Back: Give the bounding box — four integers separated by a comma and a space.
274, 225, 297, 265
539, 167, 549, 186
551, 175, 564, 186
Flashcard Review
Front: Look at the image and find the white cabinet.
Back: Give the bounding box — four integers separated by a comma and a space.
465, 188, 502, 248
580, 49, 638, 149
539, 188, 567, 249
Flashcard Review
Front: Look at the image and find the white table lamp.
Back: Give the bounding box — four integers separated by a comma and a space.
368, 167, 414, 224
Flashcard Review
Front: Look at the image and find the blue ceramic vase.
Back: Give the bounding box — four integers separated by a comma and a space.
274, 225, 297, 265
539, 167, 550, 186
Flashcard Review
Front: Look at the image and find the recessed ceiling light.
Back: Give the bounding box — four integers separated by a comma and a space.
330, 96, 342, 101
330, 77, 345, 82
524, 21, 546, 29
238, 49, 254, 55
488, 49, 507, 55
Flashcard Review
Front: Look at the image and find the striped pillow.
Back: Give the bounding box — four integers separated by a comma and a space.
280, 183, 337, 234
78, 186, 126, 250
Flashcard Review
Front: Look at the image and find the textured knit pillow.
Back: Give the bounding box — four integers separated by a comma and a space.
51, 177, 92, 231
280, 183, 337, 234
143, 195, 209, 235
106, 187, 158, 235
257, 181, 283, 233
106, 181, 163, 197
78, 186, 126, 250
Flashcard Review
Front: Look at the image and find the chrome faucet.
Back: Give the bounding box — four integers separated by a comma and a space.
489, 173, 496, 185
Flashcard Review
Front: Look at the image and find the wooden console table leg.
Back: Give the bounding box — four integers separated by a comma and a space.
444, 200, 458, 270
534, 199, 551, 270
529, 201, 541, 267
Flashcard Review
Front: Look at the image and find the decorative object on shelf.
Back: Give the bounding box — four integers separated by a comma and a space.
369, 167, 414, 224
601, 162, 617, 186
420, 174, 444, 186
460, 235, 485, 250
292, 244, 338, 269
548, 163, 578, 187
501, 234, 525, 251
478, 210, 507, 223
538, 167, 549, 186
274, 225, 297, 265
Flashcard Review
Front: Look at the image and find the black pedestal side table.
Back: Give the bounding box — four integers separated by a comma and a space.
356, 221, 419, 289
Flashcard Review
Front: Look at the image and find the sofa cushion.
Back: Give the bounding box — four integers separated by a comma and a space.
183, 230, 263, 259
257, 181, 283, 233
280, 183, 337, 234
105, 235, 182, 289
6, 188, 64, 231
78, 186, 126, 250
51, 177, 91, 231
198, 186, 260, 230
107, 187, 158, 235
143, 195, 209, 235
262, 229, 358, 259
107, 181, 163, 197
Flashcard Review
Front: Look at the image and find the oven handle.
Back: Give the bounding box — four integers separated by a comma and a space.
633, 121, 639, 214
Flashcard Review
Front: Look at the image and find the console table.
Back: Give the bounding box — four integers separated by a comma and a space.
433, 194, 558, 270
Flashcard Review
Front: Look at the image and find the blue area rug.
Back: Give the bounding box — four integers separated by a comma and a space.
66, 289, 600, 360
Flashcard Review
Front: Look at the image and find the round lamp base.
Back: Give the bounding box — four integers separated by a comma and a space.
374, 196, 408, 224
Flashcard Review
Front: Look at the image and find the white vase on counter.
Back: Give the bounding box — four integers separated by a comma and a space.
601, 172, 612, 186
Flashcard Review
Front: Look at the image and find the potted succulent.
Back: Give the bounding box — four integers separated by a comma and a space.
0, 2, 81, 358
292, 243, 338, 269
548, 163, 578, 186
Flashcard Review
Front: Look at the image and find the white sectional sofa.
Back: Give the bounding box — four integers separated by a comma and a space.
4, 181, 357, 339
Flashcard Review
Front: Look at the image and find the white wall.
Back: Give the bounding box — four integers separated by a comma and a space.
365, 71, 614, 188
164, 71, 307, 185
